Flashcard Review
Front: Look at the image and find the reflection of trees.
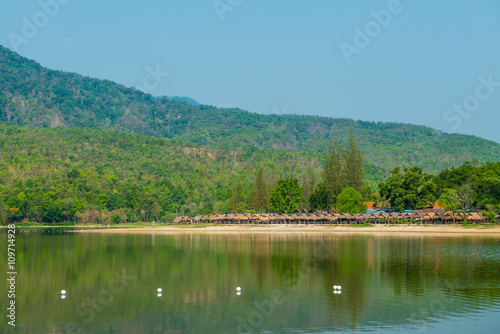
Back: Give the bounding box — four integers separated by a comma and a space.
1, 230, 499, 333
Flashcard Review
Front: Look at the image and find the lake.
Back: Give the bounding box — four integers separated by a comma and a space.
1, 228, 499, 333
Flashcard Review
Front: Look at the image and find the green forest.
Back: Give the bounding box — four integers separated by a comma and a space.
0, 45, 499, 224
1, 123, 498, 224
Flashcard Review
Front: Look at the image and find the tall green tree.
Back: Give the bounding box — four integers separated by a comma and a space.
323, 139, 344, 206
269, 177, 304, 213
337, 187, 366, 214
228, 180, 247, 212
343, 129, 365, 191
301, 166, 317, 210
248, 168, 269, 212
309, 183, 331, 211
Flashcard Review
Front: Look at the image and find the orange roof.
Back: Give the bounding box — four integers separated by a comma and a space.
364, 202, 376, 210
433, 201, 445, 209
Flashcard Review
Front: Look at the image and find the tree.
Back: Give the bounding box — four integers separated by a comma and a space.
269, 178, 304, 213
379, 166, 438, 212
110, 213, 122, 224
343, 129, 365, 191
438, 189, 461, 224
309, 183, 331, 211
455, 183, 474, 211
228, 180, 246, 212
323, 139, 344, 206
483, 204, 498, 223
248, 168, 269, 212
301, 166, 317, 211
337, 187, 366, 214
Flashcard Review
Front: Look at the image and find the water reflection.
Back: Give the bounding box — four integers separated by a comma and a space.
0, 229, 499, 333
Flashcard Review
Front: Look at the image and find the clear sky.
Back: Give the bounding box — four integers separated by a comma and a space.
1, 0, 499, 143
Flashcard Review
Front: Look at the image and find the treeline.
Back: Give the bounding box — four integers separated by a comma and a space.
2, 122, 498, 224
0, 124, 324, 224
0, 124, 373, 223
378, 162, 500, 213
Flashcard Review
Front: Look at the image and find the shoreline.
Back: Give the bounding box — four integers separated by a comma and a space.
71, 224, 500, 236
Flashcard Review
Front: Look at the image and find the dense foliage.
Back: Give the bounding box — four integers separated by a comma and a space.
317, 131, 366, 207
1, 45, 500, 174
337, 188, 366, 214
0, 125, 319, 223
268, 178, 304, 213
1, 46, 499, 222
379, 162, 500, 212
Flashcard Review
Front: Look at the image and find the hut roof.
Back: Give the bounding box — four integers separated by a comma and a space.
433, 201, 446, 209
467, 212, 484, 221
364, 202, 376, 210
426, 212, 438, 220
414, 208, 445, 215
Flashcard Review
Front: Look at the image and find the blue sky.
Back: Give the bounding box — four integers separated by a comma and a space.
1, 0, 499, 143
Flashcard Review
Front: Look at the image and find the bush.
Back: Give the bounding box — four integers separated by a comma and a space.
110, 213, 122, 224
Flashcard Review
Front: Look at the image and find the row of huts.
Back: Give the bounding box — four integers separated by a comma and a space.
174, 211, 497, 225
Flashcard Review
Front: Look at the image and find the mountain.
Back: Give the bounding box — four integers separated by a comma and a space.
169, 96, 200, 106
1, 44, 500, 173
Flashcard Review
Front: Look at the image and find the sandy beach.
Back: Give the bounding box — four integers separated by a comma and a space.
73, 224, 500, 236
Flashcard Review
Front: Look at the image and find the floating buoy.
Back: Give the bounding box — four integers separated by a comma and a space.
236, 287, 241, 292
61, 290, 67, 295
157, 292, 162, 297
157, 288, 162, 293
236, 291, 241, 296
61, 294, 66, 299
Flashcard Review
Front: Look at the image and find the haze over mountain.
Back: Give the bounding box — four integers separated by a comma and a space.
1, 44, 500, 174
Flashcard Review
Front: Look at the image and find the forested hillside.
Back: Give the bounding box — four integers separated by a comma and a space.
1, 45, 500, 172
0, 124, 328, 223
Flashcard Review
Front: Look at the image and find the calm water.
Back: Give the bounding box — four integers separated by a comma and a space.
1, 228, 500, 334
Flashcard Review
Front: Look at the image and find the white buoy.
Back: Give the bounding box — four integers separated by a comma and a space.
236, 291, 241, 296
157, 292, 162, 297
61, 290, 67, 295
333, 285, 338, 289
157, 288, 162, 293
61, 294, 66, 299
236, 287, 241, 292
